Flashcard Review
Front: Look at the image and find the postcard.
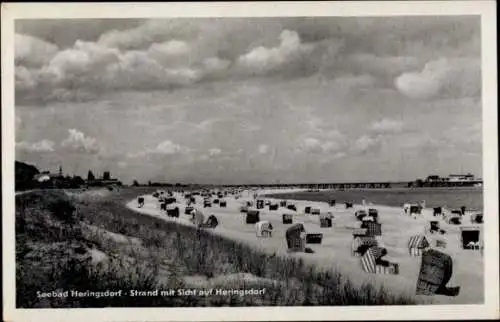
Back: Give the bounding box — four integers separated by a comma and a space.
2, 1, 498, 321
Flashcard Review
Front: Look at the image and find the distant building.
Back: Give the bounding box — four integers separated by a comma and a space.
447, 173, 475, 182
425, 175, 441, 182
87, 170, 122, 187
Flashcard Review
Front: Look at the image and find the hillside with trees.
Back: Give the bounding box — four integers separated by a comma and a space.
15, 161, 40, 191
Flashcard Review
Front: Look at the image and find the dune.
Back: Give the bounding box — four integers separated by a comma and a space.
126, 188, 483, 305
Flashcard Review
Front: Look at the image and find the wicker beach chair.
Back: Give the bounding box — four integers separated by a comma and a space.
416, 249, 460, 296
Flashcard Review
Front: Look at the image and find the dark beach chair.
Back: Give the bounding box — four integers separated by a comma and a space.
409, 205, 422, 215
246, 210, 260, 224
306, 233, 323, 244
368, 208, 379, 220
166, 207, 179, 218
137, 197, 145, 208
460, 227, 481, 250
286, 223, 306, 252
269, 204, 278, 211
429, 221, 440, 234
355, 210, 367, 221
203, 215, 219, 228
282, 214, 293, 224
320, 217, 332, 228
470, 213, 483, 224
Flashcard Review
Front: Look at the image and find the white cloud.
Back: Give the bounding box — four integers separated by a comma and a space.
154, 140, 188, 155
394, 57, 481, 99
341, 54, 421, 79
209, 148, 222, 156
353, 135, 381, 153
297, 136, 343, 154
61, 129, 101, 154
148, 40, 190, 56
16, 139, 55, 153
236, 29, 315, 75
128, 140, 191, 159
321, 141, 342, 152
370, 119, 404, 134
15, 34, 59, 67
15, 66, 38, 91
258, 144, 269, 154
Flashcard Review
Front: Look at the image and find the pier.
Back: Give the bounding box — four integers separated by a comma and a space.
207, 180, 483, 190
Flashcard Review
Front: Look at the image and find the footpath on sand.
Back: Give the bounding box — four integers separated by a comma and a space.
126, 189, 484, 305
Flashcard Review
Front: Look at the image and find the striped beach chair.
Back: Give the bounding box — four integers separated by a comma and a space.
408, 235, 430, 256
361, 246, 386, 273
361, 247, 399, 275
375, 257, 399, 275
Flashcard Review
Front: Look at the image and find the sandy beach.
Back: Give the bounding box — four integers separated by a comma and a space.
126, 188, 484, 305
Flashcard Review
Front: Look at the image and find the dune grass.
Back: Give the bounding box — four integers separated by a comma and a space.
15, 188, 417, 308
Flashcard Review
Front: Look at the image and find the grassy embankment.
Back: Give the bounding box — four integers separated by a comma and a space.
16, 188, 417, 308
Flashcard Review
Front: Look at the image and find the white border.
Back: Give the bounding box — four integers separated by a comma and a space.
2, 2, 498, 321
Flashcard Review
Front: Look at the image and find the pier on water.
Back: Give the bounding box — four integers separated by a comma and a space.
213, 180, 483, 190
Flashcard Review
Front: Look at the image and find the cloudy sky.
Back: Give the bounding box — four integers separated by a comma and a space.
14, 16, 482, 184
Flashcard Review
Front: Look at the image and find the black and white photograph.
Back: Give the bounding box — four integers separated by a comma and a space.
2, 1, 498, 321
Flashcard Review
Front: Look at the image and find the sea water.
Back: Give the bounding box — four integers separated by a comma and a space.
265, 187, 483, 211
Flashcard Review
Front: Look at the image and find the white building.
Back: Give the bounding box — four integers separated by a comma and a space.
447, 173, 475, 182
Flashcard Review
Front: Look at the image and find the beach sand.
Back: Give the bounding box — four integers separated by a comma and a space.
126, 188, 484, 305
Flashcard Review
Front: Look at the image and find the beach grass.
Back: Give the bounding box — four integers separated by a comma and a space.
15, 188, 417, 307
